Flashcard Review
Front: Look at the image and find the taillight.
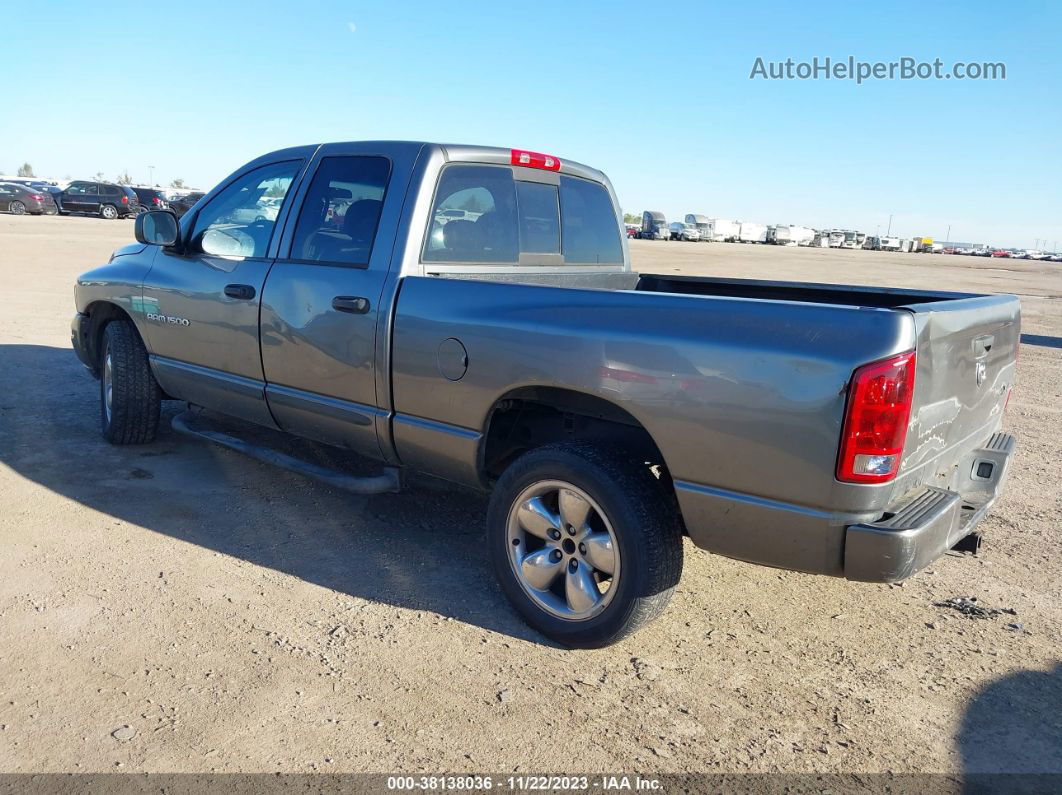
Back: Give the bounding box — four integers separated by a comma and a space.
511, 149, 561, 171
154, 197, 162, 205
836, 352, 916, 483
31, 194, 43, 200
121, 195, 129, 204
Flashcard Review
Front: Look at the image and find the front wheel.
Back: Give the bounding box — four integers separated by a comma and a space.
100, 320, 161, 444
100, 204, 118, 220
487, 443, 683, 648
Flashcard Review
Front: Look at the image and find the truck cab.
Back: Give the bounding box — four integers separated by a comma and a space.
640, 210, 668, 240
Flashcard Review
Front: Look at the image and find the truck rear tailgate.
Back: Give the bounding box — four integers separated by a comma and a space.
899, 293, 1020, 487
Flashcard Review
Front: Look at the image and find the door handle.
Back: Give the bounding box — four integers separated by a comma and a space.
332, 296, 370, 314
224, 284, 256, 300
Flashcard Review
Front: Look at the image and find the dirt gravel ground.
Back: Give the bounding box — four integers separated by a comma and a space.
0, 217, 1059, 777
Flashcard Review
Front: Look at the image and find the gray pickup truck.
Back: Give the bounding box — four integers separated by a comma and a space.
71, 142, 1019, 647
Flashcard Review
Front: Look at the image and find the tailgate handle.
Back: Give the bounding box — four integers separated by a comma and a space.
973, 335, 994, 357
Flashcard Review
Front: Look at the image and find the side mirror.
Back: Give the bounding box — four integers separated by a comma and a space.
135, 210, 179, 247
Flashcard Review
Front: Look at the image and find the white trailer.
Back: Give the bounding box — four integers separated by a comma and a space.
739, 222, 768, 243
774, 225, 816, 246
880, 236, 903, 251
710, 218, 740, 242
827, 230, 846, 248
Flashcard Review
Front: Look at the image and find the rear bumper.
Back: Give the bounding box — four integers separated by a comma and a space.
843, 432, 1016, 582
675, 431, 1016, 582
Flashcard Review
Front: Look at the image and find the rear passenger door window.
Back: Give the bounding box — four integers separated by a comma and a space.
289, 156, 391, 266
424, 165, 518, 263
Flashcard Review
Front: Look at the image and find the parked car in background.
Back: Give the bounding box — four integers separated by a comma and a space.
132, 188, 169, 212
625, 224, 639, 238
60, 182, 140, 219
0, 182, 58, 215
991, 250, 1010, 258
168, 192, 206, 219
2, 178, 63, 207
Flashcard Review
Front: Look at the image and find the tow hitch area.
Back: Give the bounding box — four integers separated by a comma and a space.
951, 531, 983, 555
171, 409, 401, 494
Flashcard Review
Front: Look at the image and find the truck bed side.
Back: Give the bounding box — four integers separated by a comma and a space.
389, 276, 914, 505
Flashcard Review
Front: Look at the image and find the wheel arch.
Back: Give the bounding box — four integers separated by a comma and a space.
478, 386, 672, 487
80, 301, 139, 377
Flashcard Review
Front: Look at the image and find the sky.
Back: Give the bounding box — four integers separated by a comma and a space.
2, 1, 1059, 249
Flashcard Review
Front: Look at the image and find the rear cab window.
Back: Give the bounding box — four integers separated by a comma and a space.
422, 163, 622, 267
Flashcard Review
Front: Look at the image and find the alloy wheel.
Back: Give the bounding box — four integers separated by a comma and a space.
505, 480, 620, 621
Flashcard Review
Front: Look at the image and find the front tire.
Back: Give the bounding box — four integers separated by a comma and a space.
100, 320, 161, 444
487, 443, 683, 648
100, 204, 118, 220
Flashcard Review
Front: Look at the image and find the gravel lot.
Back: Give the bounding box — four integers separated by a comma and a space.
0, 216, 1059, 776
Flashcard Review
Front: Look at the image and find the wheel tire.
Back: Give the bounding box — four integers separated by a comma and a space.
487, 442, 683, 648
100, 204, 118, 220
10, 200, 26, 216
100, 320, 161, 444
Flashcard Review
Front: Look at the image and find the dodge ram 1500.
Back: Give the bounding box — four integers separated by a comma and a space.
72, 142, 1019, 647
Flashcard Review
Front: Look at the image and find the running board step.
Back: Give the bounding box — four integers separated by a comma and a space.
171, 410, 401, 494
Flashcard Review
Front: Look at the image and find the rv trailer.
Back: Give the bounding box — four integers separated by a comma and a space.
739, 222, 768, 243
774, 225, 816, 246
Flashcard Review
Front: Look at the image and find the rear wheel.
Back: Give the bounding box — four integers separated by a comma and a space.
100, 204, 118, 220
10, 200, 26, 216
488, 442, 683, 648
100, 320, 161, 444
